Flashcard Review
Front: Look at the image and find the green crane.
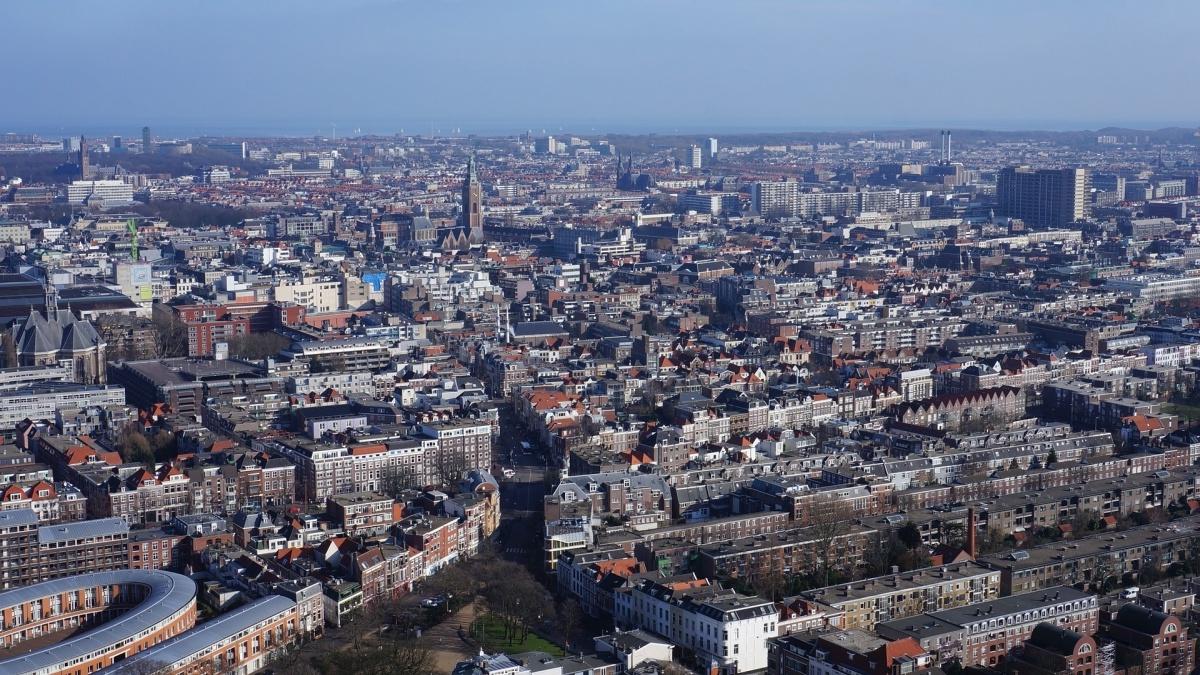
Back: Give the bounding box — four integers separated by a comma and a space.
127, 218, 138, 262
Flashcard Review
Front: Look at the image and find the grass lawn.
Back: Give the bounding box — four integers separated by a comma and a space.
470, 614, 563, 656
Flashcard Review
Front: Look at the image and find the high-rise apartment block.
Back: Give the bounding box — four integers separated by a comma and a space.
996, 166, 1090, 228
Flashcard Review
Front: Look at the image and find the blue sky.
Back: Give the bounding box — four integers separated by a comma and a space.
5, 0, 1196, 136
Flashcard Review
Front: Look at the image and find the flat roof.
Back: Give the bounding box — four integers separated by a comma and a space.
0, 570, 196, 675
105, 595, 295, 673
38, 517, 128, 544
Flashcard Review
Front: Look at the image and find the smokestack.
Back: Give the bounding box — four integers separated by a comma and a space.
946, 130, 952, 163
939, 130, 945, 163
966, 507, 977, 559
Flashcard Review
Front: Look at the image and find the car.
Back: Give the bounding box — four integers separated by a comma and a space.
502, 468, 517, 478
420, 596, 445, 608
520, 441, 532, 451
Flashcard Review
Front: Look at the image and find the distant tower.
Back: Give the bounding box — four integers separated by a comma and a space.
44, 280, 58, 313
460, 154, 483, 236
142, 126, 153, 154
78, 136, 90, 179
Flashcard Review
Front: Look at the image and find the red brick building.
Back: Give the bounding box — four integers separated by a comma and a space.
1103, 604, 1196, 675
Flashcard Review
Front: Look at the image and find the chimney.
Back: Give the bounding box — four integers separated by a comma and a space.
966, 507, 977, 559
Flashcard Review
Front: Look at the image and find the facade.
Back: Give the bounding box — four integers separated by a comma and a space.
327, 491, 396, 536
876, 587, 1098, 668
0, 570, 197, 675
0, 383, 125, 430
996, 165, 1090, 228
893, 386, 1025, 432
4, 306, 107, 385
1101, 603, 1195, 675
66, 179, 134, 205
797, 562, 1003, 632
617, 579, 777, 673
106, 594, 307, 675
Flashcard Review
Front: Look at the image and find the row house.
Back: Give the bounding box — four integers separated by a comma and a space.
893, 386, 1025, 432
545, 473, 673, 529
0, 480, 86, 523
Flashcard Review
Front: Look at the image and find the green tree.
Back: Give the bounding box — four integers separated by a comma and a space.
897, 522, 923, 551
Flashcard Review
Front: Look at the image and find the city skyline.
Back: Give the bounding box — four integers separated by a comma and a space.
6, 0, 1199, 135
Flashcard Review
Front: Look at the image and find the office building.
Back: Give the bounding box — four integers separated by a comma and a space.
66, 179, 134, 205
707, 137, 718, 158
996, 166, 1090, 228
142, 125, 153, 154
688, 144, 702, 169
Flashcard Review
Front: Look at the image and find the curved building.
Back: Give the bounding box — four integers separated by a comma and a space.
0, 569, 197, 675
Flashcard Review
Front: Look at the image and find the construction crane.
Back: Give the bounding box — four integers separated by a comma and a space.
127, 218, 138, 262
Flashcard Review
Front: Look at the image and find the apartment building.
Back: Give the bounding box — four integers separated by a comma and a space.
0, 510, 131, 590
978, 517, 1200, 595
617, 579, 777, 673
259, 420, 490, 502
796, 562, 1002, 632
327, 491, 397, 536
876, 586, 1097, 668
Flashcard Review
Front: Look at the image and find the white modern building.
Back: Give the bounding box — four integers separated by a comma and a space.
66, 179, 134, 205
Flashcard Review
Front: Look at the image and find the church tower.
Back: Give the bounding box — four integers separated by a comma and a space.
461, 154, 483, 238
79, 136, 91, 180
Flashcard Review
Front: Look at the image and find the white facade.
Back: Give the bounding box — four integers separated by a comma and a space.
274, 277, 341, 312
67, 179, 134, 205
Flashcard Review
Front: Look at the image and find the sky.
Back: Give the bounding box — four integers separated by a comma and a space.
4, 0, 1198, 137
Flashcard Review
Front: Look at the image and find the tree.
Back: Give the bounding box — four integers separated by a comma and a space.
897, 522, 923, 551
152, 313, 189, 358
113, 660, 171, 675
556, 598, 583, 649
116, 423, 154, 466
433, 448, 470, 488
419, 560, 479, 611
807, 494, 853, 587
750, 569, 788, 603
941, 522, 966, 550
975, 527, 1009, 555
1046, 449, 1059, 465
478, 559, 552, 644
380, 464, 422, 496
226, 331, 291, 360
316, 637, 431, 675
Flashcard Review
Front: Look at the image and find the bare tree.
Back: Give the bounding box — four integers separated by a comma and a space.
808, 493, 853, 587
433, 448, 470, 488
380, 464, 422, 497
152, 312, 189, 359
